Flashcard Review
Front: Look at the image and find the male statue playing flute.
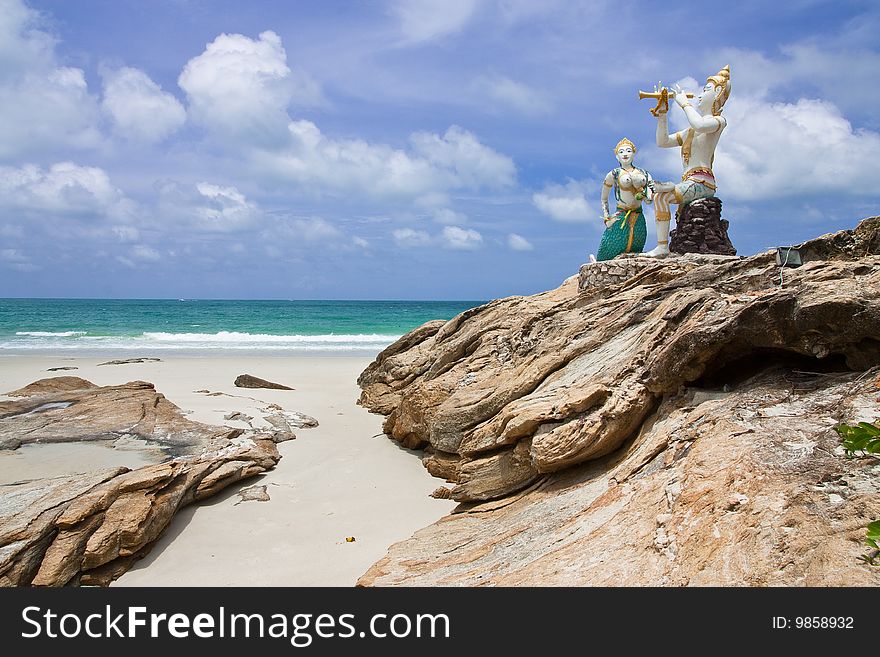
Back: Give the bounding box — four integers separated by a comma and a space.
646, 65, 731, 257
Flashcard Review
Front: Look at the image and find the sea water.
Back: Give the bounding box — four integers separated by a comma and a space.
0, 299, 483, 355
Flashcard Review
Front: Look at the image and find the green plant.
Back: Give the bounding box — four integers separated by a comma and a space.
834, 421, 880, 457
834, 421, 879, 566
861, 521, 880, 566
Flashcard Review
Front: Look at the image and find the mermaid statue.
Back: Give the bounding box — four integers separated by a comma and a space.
597, 137, 654, 261
644, 65, 732, 257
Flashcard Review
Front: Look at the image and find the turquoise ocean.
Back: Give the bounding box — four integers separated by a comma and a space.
0, 299, 484, 355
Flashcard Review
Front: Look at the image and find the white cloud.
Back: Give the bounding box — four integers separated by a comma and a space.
155, 180, 261, 233
288, 217, 343, 242
496, 0, 568, 24
409, 125, 516, 189
391, 0, 477, 43
0, 68, 101, 159
393, 227, 432, 247
0, 162, 133, 219
352, 236, 370, 249
441, 225, 482, 250
0, 248, 27, 262
258, 122, 515, 200
646, 95, 880, 202
719, 97, 880, 200
533, 178, 594, 222
177, 30, 516, 207
507, 233, 533, 251
193, 182, 261, 232
102, 67, 186, 142
0, 0, 55, 79
132, 245, 161, 261
179, 30, 323, 147
0, 0, 101, 158
483, 76, 552, 116
110, 225, 140, 242
717, 44, 880, 117
256, 215, 344, 249
431, 207, 467, 224
392, 224, 483, 250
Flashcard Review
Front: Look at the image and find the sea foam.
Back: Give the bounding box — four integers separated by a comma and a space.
141, 331, 400, 344
2, 330, 402, 352
15, 331, 87, 337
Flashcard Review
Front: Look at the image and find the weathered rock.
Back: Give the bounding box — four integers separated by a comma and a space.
46, 366, 78, 371
1, 377, 219, 453
430, 487, 453, 499
234, 374, 294, 390
578, 253, 734, 293
669, 197, 736, 256
224, 411, 254, 422
97, 358, 162, 366
359, 218, 880, 503
267, 431, 296, 444
235, 484, 270, 505
0, 378, 281, 586
422, 449, 462, 482
263, 410, 318, 431
359, 369, 880, 586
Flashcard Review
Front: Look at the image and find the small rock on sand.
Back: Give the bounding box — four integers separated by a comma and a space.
97, 358, 162, 366
224, 411, 254, 422
263, 411, 319, 432
235, 484, 271, 505
234, 374, 294, 390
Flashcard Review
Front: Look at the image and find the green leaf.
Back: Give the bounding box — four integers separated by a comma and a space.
856, 422, 880, 436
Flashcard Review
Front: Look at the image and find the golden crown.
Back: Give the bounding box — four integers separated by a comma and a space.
707, 65, 731, 115
614, 137, 637, 154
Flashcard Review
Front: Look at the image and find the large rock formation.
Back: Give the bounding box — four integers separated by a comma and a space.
360, 369, 880, 586
357, 218, 880, 586
0, 378, 281, 586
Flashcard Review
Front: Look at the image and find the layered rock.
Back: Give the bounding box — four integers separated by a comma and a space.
0, 377, 281, 586
357, 218, 880, 585
359, 218, 880, 503
360, 368, 880, 586
2, 377, 221, 453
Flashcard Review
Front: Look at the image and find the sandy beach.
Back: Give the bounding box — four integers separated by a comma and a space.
0, 354, 456, 586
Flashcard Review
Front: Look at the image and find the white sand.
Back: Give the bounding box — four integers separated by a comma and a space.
0, 355, 456, 586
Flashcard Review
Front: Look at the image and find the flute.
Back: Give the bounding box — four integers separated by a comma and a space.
638, 88, 694, 116
638, 90, 694, 100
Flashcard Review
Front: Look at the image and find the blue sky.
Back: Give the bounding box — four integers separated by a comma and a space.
1, 0, 878, 299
